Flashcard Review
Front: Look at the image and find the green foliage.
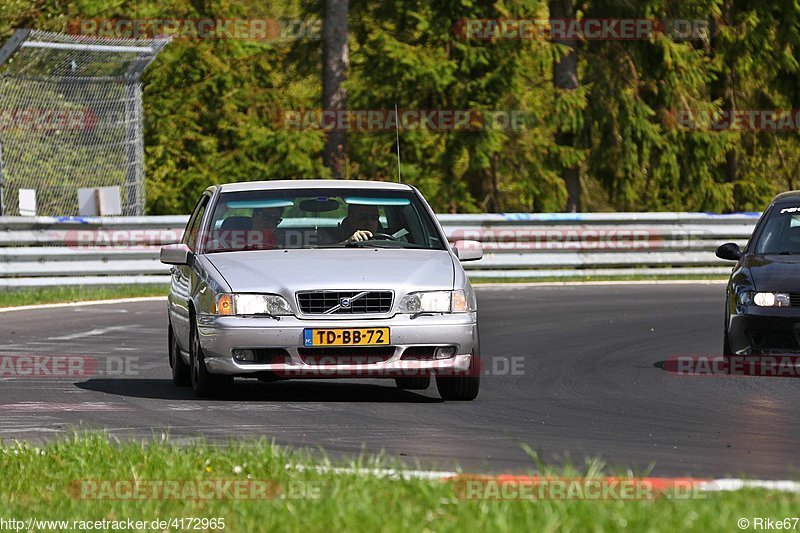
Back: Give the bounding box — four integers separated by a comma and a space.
2, 435, 800, 532
1, 0, 799, 213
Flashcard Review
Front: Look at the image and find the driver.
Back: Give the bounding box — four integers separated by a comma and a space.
251, 206, 284, 249
338, 204, 381, 244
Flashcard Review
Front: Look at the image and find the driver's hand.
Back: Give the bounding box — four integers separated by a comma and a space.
345, 230, 373, 244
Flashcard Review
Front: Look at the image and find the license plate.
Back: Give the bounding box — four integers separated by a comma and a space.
303, 328, 390, 346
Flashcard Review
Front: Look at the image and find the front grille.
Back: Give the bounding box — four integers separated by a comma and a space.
298, 346, 395, 365
297, 290, 393, 314
791, 294, 800, 307
746, 330, 798, 350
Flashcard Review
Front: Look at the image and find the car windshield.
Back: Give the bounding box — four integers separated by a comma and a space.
754, 207, 800, 255
203, 188, 447, 253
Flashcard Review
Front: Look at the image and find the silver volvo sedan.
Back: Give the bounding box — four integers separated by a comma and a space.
160, 180, 483, 400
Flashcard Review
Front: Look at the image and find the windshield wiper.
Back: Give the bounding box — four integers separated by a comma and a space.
344, 241, 394, 248
345, 240, 427, 249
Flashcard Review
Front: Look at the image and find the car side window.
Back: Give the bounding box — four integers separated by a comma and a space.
183, 195, 210, 252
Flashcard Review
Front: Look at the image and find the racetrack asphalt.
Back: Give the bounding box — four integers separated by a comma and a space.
2, 283, 799, 479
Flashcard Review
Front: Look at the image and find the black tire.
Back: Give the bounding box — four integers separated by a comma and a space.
395, 376, 430, 390
169, 325, 191, 387
190, 316, 234, 399
436, 355, 480, 401
723, 328, 732, 357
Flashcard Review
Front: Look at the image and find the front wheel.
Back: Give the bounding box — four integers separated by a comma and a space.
436, 355, 480, 401
169, 325, 191, 387
190, 317, 233, 398
723, 328, 732, 357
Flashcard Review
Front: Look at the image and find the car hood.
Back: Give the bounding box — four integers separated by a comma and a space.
205, 248, 456, 294
744, 254, 800, 292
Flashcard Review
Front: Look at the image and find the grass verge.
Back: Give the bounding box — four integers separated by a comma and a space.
0, 435, 796, 532
0, 285, 168, 308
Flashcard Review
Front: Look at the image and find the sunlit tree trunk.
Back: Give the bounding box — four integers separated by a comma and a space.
323, 0, 349, 178
550, 0, 580, 212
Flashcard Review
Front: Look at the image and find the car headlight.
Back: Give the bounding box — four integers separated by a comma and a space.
752, 292, 791, 307
737, 291, 752, 306
398, 290, 473, 314
215, 293, 293, 316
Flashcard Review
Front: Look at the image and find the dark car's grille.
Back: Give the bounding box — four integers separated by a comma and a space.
746, 330, 798, 350
297, 291, 393, 314
791, 294, 800, 307
298, 346, 395, 365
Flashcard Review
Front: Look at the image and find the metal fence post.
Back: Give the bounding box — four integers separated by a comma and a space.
0, 142, 5, 216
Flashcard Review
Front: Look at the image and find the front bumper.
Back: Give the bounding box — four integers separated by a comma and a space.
728, 307, 800, 355
196, 312, 478, 377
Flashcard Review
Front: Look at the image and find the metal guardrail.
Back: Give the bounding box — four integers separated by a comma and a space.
0, 213, 760, 287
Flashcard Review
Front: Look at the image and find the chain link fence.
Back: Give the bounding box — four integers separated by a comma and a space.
0, 30, 170, 216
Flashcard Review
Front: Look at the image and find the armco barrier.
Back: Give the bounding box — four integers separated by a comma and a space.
0, 213, 759, 287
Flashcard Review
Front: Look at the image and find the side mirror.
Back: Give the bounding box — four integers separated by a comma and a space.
452, 240, 483, 262
715, 242, 742, 261
160, 243, 192, 265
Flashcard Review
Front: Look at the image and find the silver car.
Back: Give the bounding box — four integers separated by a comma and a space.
160, 180, 483, 400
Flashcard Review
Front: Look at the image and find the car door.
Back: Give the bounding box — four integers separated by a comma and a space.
169, 193, 211, 350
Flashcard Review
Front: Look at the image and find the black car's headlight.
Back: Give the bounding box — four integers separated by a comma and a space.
214, 294, 293, 316
741, 291, 791, 307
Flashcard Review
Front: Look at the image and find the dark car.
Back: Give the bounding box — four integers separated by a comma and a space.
717, 191, 800, 355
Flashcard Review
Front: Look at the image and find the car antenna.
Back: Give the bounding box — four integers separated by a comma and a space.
394, 103, 402, 183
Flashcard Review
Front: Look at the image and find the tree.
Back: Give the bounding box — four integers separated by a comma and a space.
322, 0, 349, 178
549, 0, 581, 212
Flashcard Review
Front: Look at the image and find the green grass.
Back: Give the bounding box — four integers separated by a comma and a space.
0, 435, 795, 532
0, 285, 168, 308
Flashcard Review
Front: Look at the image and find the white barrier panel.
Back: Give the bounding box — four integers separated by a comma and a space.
0, 213, 760, 287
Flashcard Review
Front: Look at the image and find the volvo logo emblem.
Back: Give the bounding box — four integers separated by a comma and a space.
340, 297, 351, 308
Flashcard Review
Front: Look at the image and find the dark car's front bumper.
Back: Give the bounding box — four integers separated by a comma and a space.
728, 307, 800, 355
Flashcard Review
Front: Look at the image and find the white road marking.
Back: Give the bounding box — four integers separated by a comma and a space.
0, 402, 131, 412
290, 465, 800, 492
47, 326, 132, 341
0, 297, 166, 314
698, 479, 800, 493
289, 464, 456, 480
